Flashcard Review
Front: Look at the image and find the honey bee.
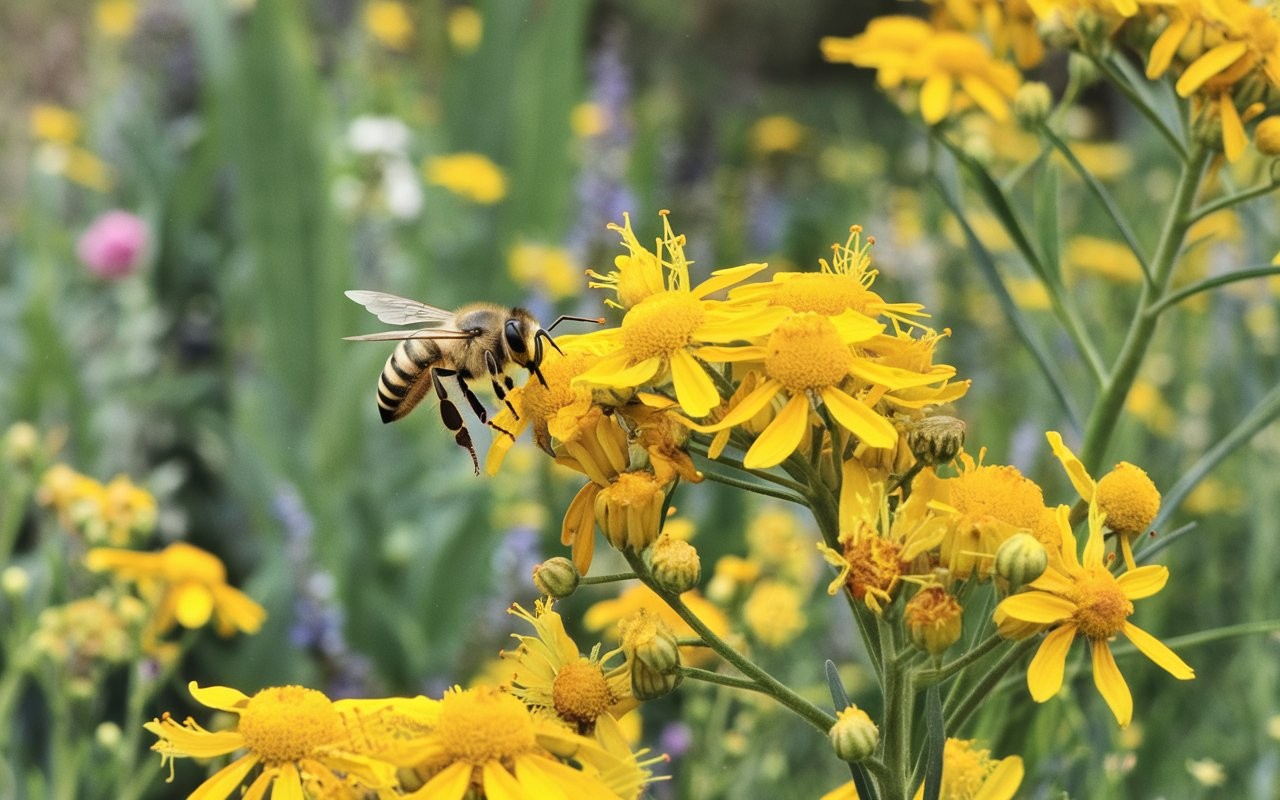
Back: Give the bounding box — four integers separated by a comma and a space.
344, 290, 600, 473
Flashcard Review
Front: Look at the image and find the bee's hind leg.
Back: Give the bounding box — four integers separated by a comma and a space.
445, 369, 517, 444
431, 369, 480, 474
485, 351, 519, 419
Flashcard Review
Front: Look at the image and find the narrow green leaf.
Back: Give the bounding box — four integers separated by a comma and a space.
1034, 161, 1061, 284
825, 659, 850, 711
922, 685, 945, 800
929, 177, 1081, 427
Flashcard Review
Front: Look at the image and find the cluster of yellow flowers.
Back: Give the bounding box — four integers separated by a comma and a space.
822, 0, 1280, 161
147, 599, 663, 799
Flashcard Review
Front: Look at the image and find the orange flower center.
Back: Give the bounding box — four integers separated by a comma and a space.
620, 291, 705, 362
764, 313, 853, 393
237, 686, 340, 764
1069, 567, 1134, 640
551, 659, 613, 725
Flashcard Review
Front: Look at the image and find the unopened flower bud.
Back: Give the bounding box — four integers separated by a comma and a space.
619, 609, 680, 673
4, 422, 39, 465
995, 532, 1048, 591
1256, 117, 1280, 156
1, 567, 29, 597
907, 416, 966, 467
630, 658, 682, 701
595, 470, 668, 552
904, 586, 964, 655
532, 557, 579, 598
96, 721, 122, 749
829, 705, 879, 762
1014, 82, 1053, 129
650, 534, 701, 594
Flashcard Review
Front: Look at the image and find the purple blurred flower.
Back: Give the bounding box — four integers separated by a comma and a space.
77, 210, 148, 278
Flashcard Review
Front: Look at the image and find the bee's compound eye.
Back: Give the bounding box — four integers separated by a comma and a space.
504, 320, 527, 355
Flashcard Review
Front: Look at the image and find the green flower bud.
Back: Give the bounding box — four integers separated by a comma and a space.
620, 609, 681, 673
630, 658, 682, 701
995, 532, 1049, 591
532, 557, 580, 599
907, 416, 966, 467
830, 705, 879, 762
650, 535, 701, 594
1014, 82, 1053, 129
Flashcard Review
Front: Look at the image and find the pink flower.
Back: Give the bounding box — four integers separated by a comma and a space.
77, 210, 148, 278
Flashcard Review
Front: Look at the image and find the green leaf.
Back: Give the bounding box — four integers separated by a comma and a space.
1034, 161, 1061, 284
922, 685, 945, 800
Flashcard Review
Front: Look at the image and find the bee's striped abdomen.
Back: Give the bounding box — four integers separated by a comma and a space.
377, 338, 442, 423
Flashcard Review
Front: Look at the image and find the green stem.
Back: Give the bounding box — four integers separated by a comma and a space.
1080, 144, 1209, 472
622, 551, 836, 733
688, 443, 810, 495
580, 572, 638, 586
1147, 266, 1280, 317
1185, 179, 1280, 225
1089, 54, 1188, 160
916, 632, 1006, 687
944, 639, 1037, 733
697, 469, 807, 506
680, 666, 759, 692
878, 617, 910, 796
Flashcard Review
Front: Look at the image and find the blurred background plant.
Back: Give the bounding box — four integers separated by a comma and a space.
0, 0, 1277, 797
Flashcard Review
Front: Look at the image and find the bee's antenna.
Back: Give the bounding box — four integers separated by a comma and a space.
535, 329, 564, 356
531, 334, 550, 387
547, 314, 606, 332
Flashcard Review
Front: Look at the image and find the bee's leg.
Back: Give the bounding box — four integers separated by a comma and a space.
484, 351, 519, 418
431, 369, 480, 475
445, 368, 516, 442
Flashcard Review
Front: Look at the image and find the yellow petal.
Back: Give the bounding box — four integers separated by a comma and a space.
1082, 500, 1107, 567
828, 310, 884, 342
1146, 16, 1189, 79
1090, 640, 1133, 727
145, 720, 244, 759
487, 759, 538, 800
521, 755, 622, 799
189, 682, 250, 712
1115, 564, 1168, 599
669, 349, 720, 418
240, 769, 274, 800
1027, 624, 1076, 701
513, 755, 569, 800
1220, 94, 1246, 162
271, 764, 304, 800
691, 344, 767, 363
997, 591, 1075, 624
173, 583, 216, 629
189, 755, 260, 800
690, 263, 769, 299
211, 585, 267, 635
1175, 41, 1248, 97
974, 756, 1025, 800
1045, 431, 1094, 501
1121, 621, 1195, 680
959, 74, 1010, 121
744, 393, 810, 469
820, 387, 897, 449
696, 305, 792, 341
405, 762, 472, 800
574, 351, 661, 389
848, 358, 953, 390
920, 73, 954, 125
684, 378, 783, 433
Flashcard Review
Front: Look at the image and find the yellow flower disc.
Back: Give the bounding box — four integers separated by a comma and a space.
437, 688, 537, 765
551, 659, 612, 724
949, 465, 1045, 532
1068, 567, 1134, 640
766, 273, 879, 317
764, 313, 853, 393
1095, 462, 1159, 534
237, 686, 340, 764
620, 291, 705, 362
521, 352, 596, 427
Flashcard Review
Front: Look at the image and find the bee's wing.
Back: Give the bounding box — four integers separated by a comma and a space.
344, 329, 475, 342
345, 290, 455, 326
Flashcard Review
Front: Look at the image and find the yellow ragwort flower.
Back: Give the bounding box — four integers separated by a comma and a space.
86, 542, 266, 639
585, 583, 728, 667
995, 440, 1193, 727
365, 0, 413, 50
424, 152, 507, 204
146, 682, 399, 798
742, 579, 807, 648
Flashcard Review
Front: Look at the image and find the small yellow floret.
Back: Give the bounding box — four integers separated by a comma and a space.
436, 688, 536, 764
764, 313, 853, 392
237, 686, 340, 764
1069, 567, 1134, 640
551, 659, 612, 724
742, 580, 806, 648
1256, 117, 1280, 156
1095, 462, 1160, 535
620, 291, 705, 362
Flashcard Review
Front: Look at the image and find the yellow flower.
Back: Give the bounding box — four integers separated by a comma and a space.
365, 0, 413, 51
146, 682, 399, 798
994, 486, 1193, 727
1046, 431, 1160, 569
750, 115, 806, 155
447, 6, 483, 53
86, 542, 266, 639
621, 402, 702, 484
31, 594, 137, 673
401, 686, 637, 800
904, 586, 964, 655
822, 736, 1022, 800
574, 212, 780, 417
95, 0, 137, 38
424, 152, 507, 204
506, 601, 634, 728
742, 579, 806, 648
508, 241, 582, 301
571, 102, 608, 138
30, 104, 81, 144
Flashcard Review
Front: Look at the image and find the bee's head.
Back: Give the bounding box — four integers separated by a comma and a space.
504, 309, 560, 387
